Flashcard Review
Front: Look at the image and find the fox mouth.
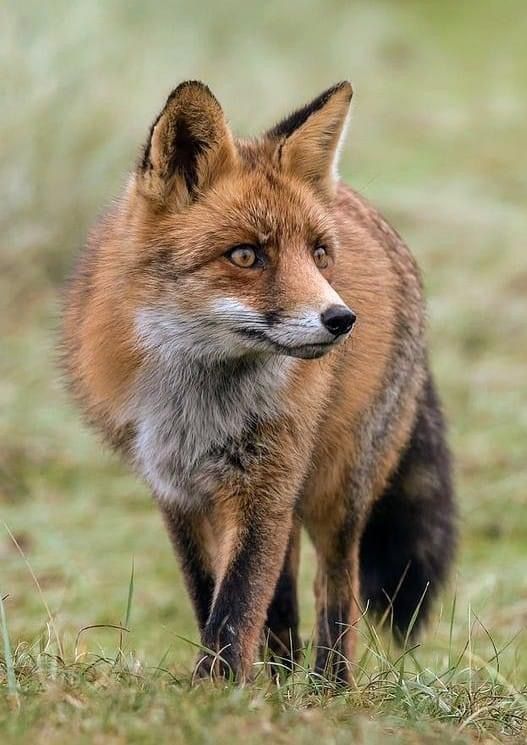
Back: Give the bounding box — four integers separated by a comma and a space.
263, 339, 335, 359
236, 328, 339, 359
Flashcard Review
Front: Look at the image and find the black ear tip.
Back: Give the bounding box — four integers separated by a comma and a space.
332, 80, 353, 99
165, 80, 218, 106
266, 80, 353, 141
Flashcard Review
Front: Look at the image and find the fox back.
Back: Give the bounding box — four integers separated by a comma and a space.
62, 81, 456, 683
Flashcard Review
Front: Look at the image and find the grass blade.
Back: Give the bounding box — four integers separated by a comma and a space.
448, 589, 457, 670
125, 558, 135, 629
2, 521, 63, 658
0, 591, 18, 701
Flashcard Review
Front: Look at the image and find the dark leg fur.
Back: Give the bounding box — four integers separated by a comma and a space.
160, 504, 215, 631
314, 599, 354, 683
360, 372, 457, 639
264, 521, 302, 671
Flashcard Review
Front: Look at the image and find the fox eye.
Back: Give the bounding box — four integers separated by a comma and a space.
226, 244, 258, 268
313, 245, 329, 269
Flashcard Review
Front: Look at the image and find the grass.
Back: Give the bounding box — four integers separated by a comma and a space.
2, 595, 527, 744
1, 0, 527, 742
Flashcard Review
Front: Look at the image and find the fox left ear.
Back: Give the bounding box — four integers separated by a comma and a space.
266, 81, 353, 197
137, 81, 237, 208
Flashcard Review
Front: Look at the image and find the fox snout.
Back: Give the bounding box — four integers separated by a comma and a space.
236, 301, 357, 359
274, 303, 356, 358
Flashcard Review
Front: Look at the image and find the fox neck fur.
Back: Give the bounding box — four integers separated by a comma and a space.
130, 312, 293, 507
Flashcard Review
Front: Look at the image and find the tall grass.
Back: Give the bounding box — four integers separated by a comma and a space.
0, 592, 18, 703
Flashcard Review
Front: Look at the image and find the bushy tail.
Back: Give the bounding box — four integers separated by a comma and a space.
360, 372, 457, 639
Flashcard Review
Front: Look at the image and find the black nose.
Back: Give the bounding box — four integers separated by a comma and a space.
320, 305, 356, 337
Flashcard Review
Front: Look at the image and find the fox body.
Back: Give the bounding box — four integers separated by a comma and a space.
62, 81, 456, 682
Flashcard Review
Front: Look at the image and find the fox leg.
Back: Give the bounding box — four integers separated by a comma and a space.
308, 515, 362, 685
161, 497, 293, 680
263, 518, 302, 671
159, 503, 215, 631
195, 497, 294, 682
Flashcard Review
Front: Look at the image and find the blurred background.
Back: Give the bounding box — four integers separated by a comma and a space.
1, 0, 526, 677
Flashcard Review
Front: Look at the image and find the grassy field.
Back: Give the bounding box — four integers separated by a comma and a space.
1, 1, 527, 742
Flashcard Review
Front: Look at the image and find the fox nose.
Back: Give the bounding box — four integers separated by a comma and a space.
321, 305, 356, 337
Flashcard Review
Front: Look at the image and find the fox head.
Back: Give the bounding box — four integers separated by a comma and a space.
129, 80, 356, 361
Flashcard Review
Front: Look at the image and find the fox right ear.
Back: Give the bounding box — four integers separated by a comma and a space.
137, 81, 237, 208
266, 82, 353, 198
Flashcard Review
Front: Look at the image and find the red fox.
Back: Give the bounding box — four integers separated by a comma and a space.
61, 80, 456, 683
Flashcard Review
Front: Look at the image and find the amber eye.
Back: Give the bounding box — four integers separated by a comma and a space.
226, 245, 258, 268
313, 245, 329, 269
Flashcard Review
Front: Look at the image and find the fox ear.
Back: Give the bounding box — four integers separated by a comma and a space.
137, 81, 237, 207
266, 82, 353, 197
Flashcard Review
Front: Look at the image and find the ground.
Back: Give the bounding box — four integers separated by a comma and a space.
1, 1, 527, 742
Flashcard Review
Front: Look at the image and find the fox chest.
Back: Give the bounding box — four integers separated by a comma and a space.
130, 358, 289, 509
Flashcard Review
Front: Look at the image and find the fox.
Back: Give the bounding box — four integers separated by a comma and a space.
61, 80, 456, 684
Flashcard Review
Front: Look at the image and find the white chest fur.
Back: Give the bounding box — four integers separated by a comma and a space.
130, 353, 291, 509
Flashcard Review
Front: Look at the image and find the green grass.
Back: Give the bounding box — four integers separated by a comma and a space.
1, 0, 527, 742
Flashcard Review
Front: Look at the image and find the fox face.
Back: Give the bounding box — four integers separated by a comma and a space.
130, 81, 356, 362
